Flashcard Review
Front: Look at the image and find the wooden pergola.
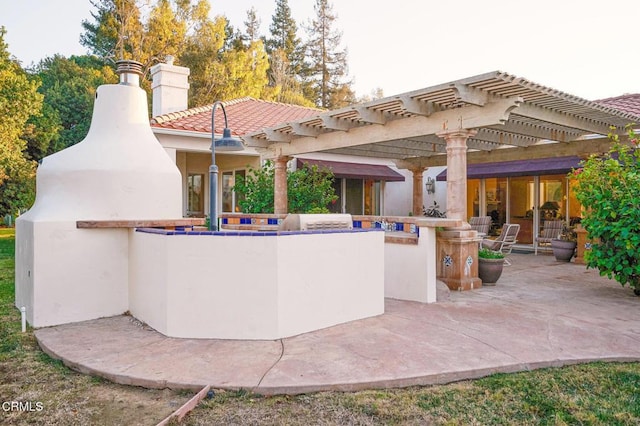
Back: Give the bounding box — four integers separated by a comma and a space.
243, 71, 638, 218
241, 71, 639, 290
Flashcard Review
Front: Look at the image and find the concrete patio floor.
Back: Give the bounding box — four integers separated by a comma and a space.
35, 253, 640, 396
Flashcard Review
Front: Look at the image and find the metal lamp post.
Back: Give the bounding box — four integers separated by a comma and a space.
209, 101, 244, 231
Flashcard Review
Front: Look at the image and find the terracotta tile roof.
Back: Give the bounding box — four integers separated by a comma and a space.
595, 93, 640, 117
151, 97, 323, 136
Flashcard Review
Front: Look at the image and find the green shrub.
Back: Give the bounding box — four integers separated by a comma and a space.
478, 248, 504, 259
572, 125, 640, 294
233, 161, 337, 214
234, 161, 275, 213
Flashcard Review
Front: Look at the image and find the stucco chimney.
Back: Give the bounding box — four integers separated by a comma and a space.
150, 55, 190, 116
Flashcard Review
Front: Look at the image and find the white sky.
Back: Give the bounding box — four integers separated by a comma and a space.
2, 0, 639, 101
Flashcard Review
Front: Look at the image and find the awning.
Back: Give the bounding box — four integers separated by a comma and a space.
436, 156, 581, 181
297, 159, 405, 182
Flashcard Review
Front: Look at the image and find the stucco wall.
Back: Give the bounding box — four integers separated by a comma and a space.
15, 221, 129, 327
128, 229, 384, 340
15, 82, 183, 328
276, 232, 384, 337
384, 226, 437, 303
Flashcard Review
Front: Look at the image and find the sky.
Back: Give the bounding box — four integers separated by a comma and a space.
2, 0, 639, 101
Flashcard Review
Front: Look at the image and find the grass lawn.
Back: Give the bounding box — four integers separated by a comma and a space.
1, 227, 639, 425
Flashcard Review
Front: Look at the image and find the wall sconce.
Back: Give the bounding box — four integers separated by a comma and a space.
425, 177, 436, 194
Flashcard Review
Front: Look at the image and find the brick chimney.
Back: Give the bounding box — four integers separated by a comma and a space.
150, 56, 190, 116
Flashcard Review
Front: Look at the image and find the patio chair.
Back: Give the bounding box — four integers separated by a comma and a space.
480, 223, 520, 265
469, 216, 491, 237
534, 220, 564, 255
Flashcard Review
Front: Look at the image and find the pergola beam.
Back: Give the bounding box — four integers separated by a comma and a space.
413, 135, 626, 167
486, 120, 583, 142
327, 140, 446, 158
451, 83, 489, 106
291, 123, 323, 137
321, 116, 360, 131
242, 135, 270, 148
512, 104, 616, 136
268, 97, 522, 157
471, 128, 539, 147
397, 96, 436, 116
327, 148, 425, 159
264, 129, 292, 143
354, 106, 387, 124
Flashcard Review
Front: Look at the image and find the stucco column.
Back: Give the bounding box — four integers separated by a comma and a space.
274, 156, 291, 214
436, 129, 477, 221
410, 167, 426, 217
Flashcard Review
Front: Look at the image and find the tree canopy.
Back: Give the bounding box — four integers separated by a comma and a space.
0, 1, 358, 216
79, 0, 354, 108
0, 27, 41, 216
80, 0, 290, 106
30, 55, 117, 156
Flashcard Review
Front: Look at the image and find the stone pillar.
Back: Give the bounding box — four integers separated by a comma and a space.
394, 158, 431, 218
435, 129, 481, 291
274, 156, 291, 214
436, 129, 477, 221
575, 224, 595, 265
411, 167, 426, 217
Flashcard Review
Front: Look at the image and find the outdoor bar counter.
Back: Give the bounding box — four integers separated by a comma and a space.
127, 226, 385, 340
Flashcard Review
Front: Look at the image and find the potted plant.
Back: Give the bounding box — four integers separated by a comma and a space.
478, 248, 504, 285
551, 223, 577, 262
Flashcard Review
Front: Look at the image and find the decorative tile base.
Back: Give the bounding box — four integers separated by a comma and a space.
437, 228, 481, 291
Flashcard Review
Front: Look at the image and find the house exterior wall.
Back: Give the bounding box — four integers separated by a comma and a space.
155, 141, 448, 218
154, 132, 261, 216
295, 152, 415, 216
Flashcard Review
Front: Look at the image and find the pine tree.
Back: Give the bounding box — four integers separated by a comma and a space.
263, 0, 312, 106
305, 0, 354, 109
266, 0, 303, 73
244, 7, 261, 42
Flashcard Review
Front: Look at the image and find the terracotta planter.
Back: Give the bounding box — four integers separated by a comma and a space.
478, 257, 504, 285
551, 239, 577, 262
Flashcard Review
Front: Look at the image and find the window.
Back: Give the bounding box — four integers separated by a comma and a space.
345, 179, 364, 215
187, 174, 204, 217
330, 178, 383, 215
222, 169, 246, 213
